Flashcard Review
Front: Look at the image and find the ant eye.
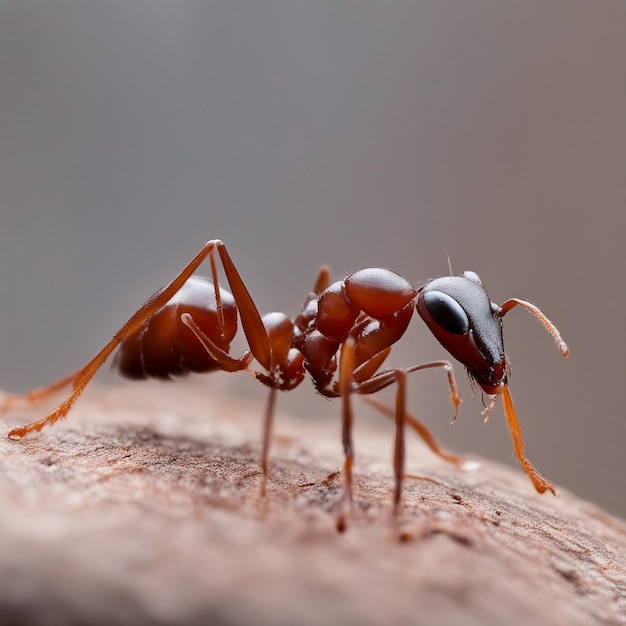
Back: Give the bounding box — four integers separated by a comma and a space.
422, 291, 469, 335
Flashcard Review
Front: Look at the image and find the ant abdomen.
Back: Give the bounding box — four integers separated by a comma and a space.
113, 276, 238, 380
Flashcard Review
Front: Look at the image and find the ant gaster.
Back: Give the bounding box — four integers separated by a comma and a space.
1, 240, 568, 531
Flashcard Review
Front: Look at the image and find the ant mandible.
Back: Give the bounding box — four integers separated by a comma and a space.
1, 240, 568, 532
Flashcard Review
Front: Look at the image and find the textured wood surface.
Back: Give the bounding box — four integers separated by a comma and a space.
0, 382, 625, 626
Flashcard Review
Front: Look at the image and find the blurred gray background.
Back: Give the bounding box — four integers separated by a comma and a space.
1, 2, 624, 518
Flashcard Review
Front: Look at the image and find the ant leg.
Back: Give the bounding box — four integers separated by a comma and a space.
335, 350, 455, 528
259, 387, 277, 496
362, 395, 463, 467
360, 361, 461, 424
182, 312, 276, 496
336, 336, 356, 533
358, 365, 439, 522
353, 348, 392, 385
180, 244, 283, 499
0, 368, 82, 411
182, 243, 283, 498
212, 244, 298, 498
180, 313, 252, 372
392, 369, 407, 518
502, 385, 556, 495
312, 265, 331, 295
214, 243, 272, 371
8, 240, 229, 439
341, 363, 413, 522
189, 243, 288, 499
356, 361, 463, 466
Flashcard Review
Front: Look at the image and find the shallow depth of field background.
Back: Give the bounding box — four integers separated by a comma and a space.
1, 3, 624, 518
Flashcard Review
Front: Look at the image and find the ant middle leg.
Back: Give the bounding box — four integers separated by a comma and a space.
334, 341, 464, 530
336, 337, 356, 533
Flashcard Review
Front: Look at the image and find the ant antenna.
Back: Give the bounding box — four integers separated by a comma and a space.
498, 298, 569, 357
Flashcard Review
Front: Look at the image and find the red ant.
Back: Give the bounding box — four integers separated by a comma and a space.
1, 240, 568, 531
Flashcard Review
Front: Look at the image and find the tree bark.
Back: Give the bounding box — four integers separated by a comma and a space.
0, 382, 624, 626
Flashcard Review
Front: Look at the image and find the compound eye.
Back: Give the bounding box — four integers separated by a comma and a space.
423, 291, 469, 335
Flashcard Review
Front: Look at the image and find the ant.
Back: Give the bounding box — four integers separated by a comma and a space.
1, 240, 568, 532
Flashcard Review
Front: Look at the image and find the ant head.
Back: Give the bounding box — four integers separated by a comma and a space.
417, 271, 507, 395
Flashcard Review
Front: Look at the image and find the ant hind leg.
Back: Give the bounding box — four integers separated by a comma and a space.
0, 368, 83, 411
6, 240, 230, 439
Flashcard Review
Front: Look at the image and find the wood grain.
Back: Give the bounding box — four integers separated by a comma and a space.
0, 381, 624, 626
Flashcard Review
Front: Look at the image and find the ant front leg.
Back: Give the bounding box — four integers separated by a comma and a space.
354, 360, 462, 524
335, 339, 441, 531
359, 361, 463, 467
